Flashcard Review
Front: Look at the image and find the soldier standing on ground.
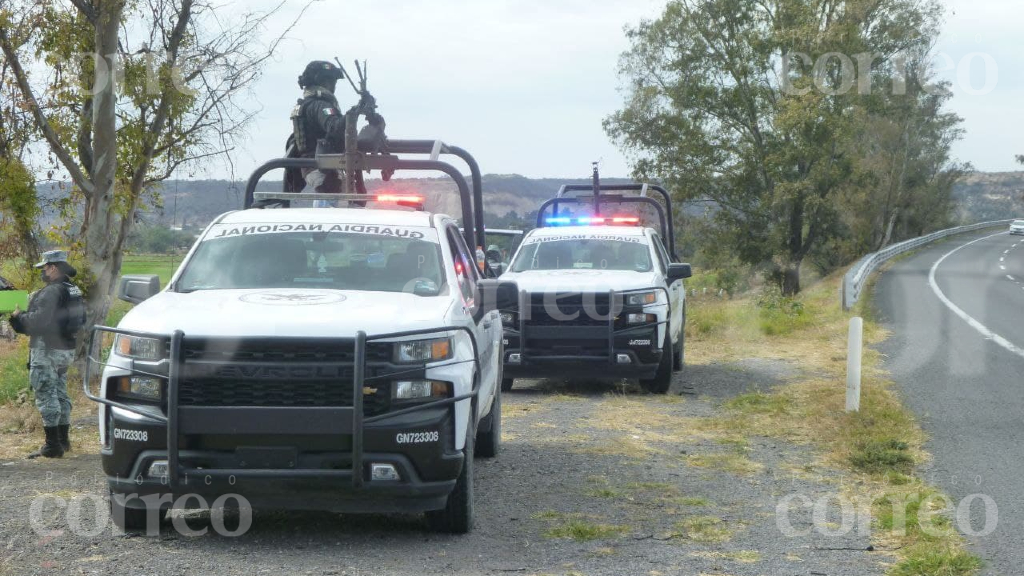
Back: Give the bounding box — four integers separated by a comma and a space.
9, 250, 82, 459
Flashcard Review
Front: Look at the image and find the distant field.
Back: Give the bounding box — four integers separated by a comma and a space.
120, 253, 181, 285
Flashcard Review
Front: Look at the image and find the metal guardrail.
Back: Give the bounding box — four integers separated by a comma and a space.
841, 220, 1014, 310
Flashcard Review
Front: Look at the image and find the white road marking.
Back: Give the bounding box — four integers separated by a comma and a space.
1010, 275, 1018, 281
929, 232, 1024, 360
1001, 257, 1005, 262
1001, 265, 1007, 270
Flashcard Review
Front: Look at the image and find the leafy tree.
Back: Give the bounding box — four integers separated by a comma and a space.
0, 48, 39, 267
0, 0, 306, 326
606, 0, 958, 294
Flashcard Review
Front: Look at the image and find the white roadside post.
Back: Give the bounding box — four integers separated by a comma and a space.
846, 317, 863, 412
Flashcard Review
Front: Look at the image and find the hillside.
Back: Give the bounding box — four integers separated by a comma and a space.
35, 170, 1024, 232
953, 171, 1024, 223
136, 175, 638, 229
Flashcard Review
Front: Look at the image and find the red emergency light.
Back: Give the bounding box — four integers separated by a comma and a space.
375, 193, 425, 207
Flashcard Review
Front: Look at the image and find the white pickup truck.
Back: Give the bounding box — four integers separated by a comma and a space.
498, 180, 691, 393
85, 143, 516, 534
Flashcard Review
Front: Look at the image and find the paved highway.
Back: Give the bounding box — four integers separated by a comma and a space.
876, 228, 1024, 576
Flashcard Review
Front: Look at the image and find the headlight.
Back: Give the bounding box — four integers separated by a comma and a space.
626, 313, 657, 324
114, 376, 163, 401
500, 311, 517, 326
393, 337, 453, 364
114, 334, 163, 360
625, 291, 658, 306
393, 380, 451, 401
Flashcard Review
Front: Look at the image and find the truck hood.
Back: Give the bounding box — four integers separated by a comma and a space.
501, 269, 661, 294
117, 289, 454, 338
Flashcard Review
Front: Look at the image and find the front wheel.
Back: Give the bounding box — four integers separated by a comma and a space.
673, 330, 684, 372
426, 430, 475, 533
475, 386, 501, 458
640, 335, 674, 394
109, 491, 156, 532
500, 378, 515, 392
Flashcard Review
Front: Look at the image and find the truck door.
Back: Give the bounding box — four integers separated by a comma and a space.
652, 232, 683, 344
445, 226, 498, 420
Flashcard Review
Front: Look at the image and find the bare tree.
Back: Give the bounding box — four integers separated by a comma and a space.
0, 0, 309, 325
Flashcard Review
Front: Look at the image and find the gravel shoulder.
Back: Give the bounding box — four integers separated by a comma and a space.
1, 362, 890, 576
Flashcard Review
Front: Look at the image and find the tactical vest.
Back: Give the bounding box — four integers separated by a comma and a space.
291, 87, 340, 156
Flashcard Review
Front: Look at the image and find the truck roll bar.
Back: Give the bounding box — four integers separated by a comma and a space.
548, 183, 680, 261
242, 139, 486, 254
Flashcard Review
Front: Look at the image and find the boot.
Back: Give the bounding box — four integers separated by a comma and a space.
27, 426, 64, 459
58, 424, 71, 452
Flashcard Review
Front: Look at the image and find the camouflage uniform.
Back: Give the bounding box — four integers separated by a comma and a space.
29, 347, 74, 427
9, 250, 80, 458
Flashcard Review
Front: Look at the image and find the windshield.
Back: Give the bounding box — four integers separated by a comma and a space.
510, 235, 652, 272
176, 225, 445, 294
484, 232, 524, 265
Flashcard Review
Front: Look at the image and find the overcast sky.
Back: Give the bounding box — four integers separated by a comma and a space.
215, 0, 1023, 181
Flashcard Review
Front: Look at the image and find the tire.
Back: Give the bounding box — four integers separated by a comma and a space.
640, 334, 674, 394
500, 378, 514, 392
672, 336, 683, 371
674, 309, 687, 371
427, 429, 475, 533
109, 491, 155, 532
475, 385, 501, 458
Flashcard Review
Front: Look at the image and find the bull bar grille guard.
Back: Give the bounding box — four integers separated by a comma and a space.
510, 286, 671, 365
83, 324, 481, 490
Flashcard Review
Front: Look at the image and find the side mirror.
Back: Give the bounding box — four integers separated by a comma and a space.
667, 263, 693, 281
118, 275, 160, 304
476, 279, 519, 315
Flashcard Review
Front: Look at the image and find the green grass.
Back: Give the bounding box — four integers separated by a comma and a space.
119, 254, 179, 285
0, 340, 29, 404
724, 392, 791, 415
889, 549, 982, 576
544, 519, 625, 542
850, 439, 915, 475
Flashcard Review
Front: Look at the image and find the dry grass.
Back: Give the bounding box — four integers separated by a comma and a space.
683, 271, 978, 575
675, 515, 734, 543
686, 453, 764, 476
0, 379, 100, 460
689, 550, 761, 563
501, 399, 548, 420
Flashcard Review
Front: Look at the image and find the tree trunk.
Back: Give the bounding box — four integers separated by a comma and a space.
879, 207, 899, 250
781, 262, 801, 296
82, 0, 126, 329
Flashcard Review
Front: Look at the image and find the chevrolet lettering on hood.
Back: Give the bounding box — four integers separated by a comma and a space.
188, 364, 353, 380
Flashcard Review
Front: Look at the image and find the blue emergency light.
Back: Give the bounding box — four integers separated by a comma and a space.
544, 216, 640, 226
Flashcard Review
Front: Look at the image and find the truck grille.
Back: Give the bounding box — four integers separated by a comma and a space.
525, 293, 624, 328
176, 338, 394, 415
181, 338, 392, 363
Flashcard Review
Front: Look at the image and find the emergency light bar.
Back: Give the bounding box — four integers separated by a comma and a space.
252, 192, 425, 209
544, 216, 640, 226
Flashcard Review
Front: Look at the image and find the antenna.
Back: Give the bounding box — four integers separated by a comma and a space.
334, 57, 359, 94
591, 160, 601, 215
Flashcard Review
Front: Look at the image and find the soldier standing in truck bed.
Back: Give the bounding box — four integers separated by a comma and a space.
290, 61, 387, 200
